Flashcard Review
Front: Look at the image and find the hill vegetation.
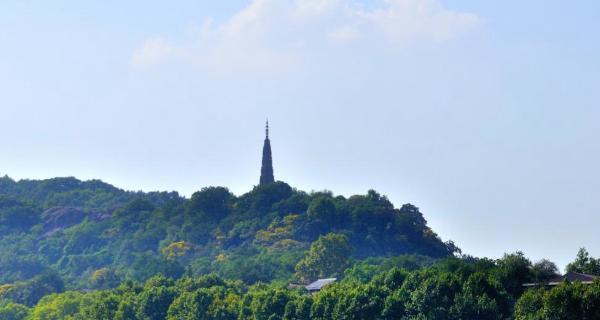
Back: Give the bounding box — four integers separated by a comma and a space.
0, 177, 453, 289
1, 176, 598, 319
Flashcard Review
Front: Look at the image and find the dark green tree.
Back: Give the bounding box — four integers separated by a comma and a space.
532, 259, 559, 282
188, 187, 234, 221
136, 285, 177, 320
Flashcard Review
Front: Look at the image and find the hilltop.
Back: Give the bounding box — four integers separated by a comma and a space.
0, 176, 455, 290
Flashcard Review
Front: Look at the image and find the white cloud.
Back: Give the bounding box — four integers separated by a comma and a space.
131, 0, 481, 71
291, 0, 341, 19
358, 0, 480, 42
130, 37, 184, 68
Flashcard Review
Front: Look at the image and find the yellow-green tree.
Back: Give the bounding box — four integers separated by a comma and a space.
161, 241, 193, 261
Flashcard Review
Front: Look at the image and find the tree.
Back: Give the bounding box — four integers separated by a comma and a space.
450, 272, 509, 319
283, 295, 312, 320
495, 252, 534, 297
310, 284, 345, 320
4, 270, 65, 306
0, 302, 29, 320
167, 289, 214, 320
89, 267, 121, 290
403, 272, 462, 319
514, 288, 545, 320
582, 280, 600, 319
248, 288, 291, 320
136, 285, 177, 320
532, 259, 559, 282
566, 248, 600, 275
114, 294, 138, 320
239, 181, 293, 213
80, 291, 120, 319
382, 290, 406, 320
161, 241, 193, 261
29, 291, 89, 320
188, 187, 233, 221
306, 197, 338, 236
0, 197, 40, 231
337, 284, 387, 320
542, 282, 585, 320
379, 268, 408, 291
295, 233, 352, 283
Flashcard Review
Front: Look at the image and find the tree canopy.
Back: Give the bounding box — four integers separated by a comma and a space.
1, 176, 594, 319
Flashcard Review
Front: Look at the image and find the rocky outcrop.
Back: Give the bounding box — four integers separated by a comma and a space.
40, 207, 111, 238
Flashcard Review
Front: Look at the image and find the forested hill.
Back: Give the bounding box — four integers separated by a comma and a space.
4, 176, 600, 319
0, 176, 456, 291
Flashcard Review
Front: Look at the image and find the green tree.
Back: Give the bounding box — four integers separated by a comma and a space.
582, 280, 600, 319
310, 285, 345, 320
514, 288, 545, 320
295, 233, 351, 283
542, 282, 585, 320
450, 272, 508, 320
114, 294, 138, 320
136, 285, 177, 320
80, 291, 120, 320
305, 197, 338, 236
336, 284, 387, 320
283, 295, 312, 320
0, 197, 40, 231
0, 301, 30, 320
4, 270, 65, 306
495, 252, 534, 297
248, 288, 291, 320
566, 248, 600, 275
167, 289, 214, 320
403, 272, 461, 319
29, 291, 89, 320
188, 187, 233, 221
382, 291, 406, 320
89, 267, 121, 290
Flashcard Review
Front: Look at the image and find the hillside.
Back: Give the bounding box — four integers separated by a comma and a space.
0, 176, 455, 290
3, 176, 600, 319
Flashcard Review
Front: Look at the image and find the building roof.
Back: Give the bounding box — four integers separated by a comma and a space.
523, 272, 598, 287
547, 272, 597, 285
305, 278, 337, 291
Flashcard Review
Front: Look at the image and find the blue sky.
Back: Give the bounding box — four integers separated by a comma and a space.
1, 0, 599, 269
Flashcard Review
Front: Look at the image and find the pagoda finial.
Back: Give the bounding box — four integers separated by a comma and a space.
266, 119, 269, 138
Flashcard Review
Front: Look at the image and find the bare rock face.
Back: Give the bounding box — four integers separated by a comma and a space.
40, 207, 111, 237
41, 207, 86, 237
88, 210, 113, 222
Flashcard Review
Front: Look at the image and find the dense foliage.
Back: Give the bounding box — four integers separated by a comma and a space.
1, 252, 592, 320
515, 281, 600, 319
0, 177, 454, 299
1, 176, 595, 319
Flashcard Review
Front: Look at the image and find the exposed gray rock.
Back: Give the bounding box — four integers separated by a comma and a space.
40, 206, 111, 238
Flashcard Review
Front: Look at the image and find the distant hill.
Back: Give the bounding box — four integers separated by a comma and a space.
0, 176, 456, 289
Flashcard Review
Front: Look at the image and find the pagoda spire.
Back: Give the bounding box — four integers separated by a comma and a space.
260, 120, 275, 185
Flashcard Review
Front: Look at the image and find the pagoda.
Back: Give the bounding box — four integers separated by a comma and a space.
259, 120, 275, 185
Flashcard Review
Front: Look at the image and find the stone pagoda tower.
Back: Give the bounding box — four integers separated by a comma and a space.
260, 120, 275, 185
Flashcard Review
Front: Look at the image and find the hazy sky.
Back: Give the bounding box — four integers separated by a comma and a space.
1, 0, 599, 270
